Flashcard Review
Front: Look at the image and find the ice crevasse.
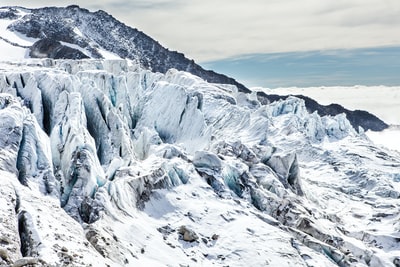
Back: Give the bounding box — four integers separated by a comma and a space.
0, 59, 399, 266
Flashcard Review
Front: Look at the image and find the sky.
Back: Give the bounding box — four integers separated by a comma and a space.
1, 0, 400, 87
202, 47, 400, 87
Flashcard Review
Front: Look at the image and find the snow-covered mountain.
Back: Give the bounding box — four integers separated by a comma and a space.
0, 6, 399, 267
0, 5, 390, 133
0, 5, 249, 93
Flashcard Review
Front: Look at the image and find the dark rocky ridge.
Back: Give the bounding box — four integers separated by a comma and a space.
29, 38, 89, 59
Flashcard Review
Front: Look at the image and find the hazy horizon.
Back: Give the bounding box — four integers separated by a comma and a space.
202, 46, 400, 88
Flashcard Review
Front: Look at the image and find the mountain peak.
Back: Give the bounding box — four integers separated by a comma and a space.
0, 5, 250, 93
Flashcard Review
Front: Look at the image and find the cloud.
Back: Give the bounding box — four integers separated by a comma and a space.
87, 0, 184, 11
1, 0, 400, 61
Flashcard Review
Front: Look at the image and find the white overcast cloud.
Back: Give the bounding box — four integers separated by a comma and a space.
2, 0, 400, 61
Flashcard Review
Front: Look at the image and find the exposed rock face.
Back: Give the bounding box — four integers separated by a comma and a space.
0, 179, 22, 266
30, 38, 89, 59
12, 257, 40, 267
0, 7, 18, 19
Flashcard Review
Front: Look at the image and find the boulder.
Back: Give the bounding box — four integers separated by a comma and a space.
12, 257, 39, 267
178, 226, 199, 242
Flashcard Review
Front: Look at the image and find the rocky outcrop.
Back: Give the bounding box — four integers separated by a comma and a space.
29, 38, 89, 59
178, 226, 199, 242
0, 179, 22, 266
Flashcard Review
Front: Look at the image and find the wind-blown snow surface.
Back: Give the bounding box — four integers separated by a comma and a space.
0, 59, 399, 266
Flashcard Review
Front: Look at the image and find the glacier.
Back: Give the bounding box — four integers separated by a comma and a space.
0, 58, 399, 266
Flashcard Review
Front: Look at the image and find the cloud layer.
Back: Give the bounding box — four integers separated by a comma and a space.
2, 0, 400, 61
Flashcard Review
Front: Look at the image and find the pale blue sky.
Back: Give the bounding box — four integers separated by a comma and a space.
202, 47, 400, 88
2, 0, 400, 87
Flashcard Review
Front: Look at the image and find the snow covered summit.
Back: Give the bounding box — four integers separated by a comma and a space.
0, 5, 249, 93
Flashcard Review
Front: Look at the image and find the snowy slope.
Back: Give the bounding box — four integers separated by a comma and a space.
0, 59, 399, 267
0, 7, 32, 60
0, 39, 27, 60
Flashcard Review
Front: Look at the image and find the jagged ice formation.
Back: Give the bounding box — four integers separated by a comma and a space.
0, 59, 399, 266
